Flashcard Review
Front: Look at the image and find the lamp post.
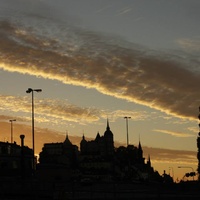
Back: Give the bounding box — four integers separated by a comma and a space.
26, 88, 42, 172
124, 117, 131, 147
9, 119, 16, 143
178, 166, 195, 181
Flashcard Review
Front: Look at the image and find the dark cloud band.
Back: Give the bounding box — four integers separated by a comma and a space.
0, 4, 199, 121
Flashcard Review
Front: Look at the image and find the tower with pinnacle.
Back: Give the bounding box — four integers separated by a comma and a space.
80, 119, 114, 157
103, 119, 114, 156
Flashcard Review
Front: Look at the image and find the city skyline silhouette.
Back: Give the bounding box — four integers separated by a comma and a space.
0, 1, 200, 198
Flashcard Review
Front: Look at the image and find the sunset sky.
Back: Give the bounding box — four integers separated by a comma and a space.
0, 0, 200, 181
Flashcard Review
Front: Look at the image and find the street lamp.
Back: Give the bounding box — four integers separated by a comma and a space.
124, 117, 131, 147
26, 88, 42, 172
9, 119, 16, 143
178, 166, 195, 181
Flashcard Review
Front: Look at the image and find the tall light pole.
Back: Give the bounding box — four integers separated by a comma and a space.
26, 88, 42, 172
124, 116, 131, 147
9, 119, 16, 143
178, 166, 195, 181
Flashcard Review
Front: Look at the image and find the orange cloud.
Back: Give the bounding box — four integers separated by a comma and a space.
0, 95, 101, 124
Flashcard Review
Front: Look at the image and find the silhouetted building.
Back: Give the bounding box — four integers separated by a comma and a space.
79, 120, 156, 182
39, 134, 79, 167
114, 140, 154, 181
37, 119, 160, 182
37, 134, 79, 180
162, 170, 173, 184
80, 119, 114, 157
79, 120, 115, 181
0, 140, 32, 177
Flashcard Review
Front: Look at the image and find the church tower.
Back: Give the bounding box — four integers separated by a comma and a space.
80, 134, 87, 155
137, 140, 145, 165
147, 154, 151, 168
103, 119, 114, 156
138, 141, 143, 158
197, 107, 200, 180
63, 133, 72, 147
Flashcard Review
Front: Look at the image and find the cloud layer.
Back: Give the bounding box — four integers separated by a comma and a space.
0, 2, 200, 123
0, 95, 101, 124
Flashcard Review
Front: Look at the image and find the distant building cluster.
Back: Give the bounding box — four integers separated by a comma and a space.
37, 120, 162, 182
0, 120, 168, 183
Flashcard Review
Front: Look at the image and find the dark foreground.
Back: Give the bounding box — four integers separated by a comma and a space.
0, 178, 200, 200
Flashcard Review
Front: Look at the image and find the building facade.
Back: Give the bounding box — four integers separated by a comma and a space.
37, 119, 159, 182
0, 136, 32, 177
80, 119, 114, 157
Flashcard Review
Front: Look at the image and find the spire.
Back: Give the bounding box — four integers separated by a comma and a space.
82, 134, 85, 140
66, 132, 68, 140
138, 141, 142, 150
104, 118, 113, 137
147, 154, 151, 167
81, 131, 87, 142
95, 131, 101, 141
138, 140, 143, 156
138, 136, 143, 162
138, 135, 142, 151
106, 118, 110, 131
63, 132, 72, 146
81, 133, 87, 145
